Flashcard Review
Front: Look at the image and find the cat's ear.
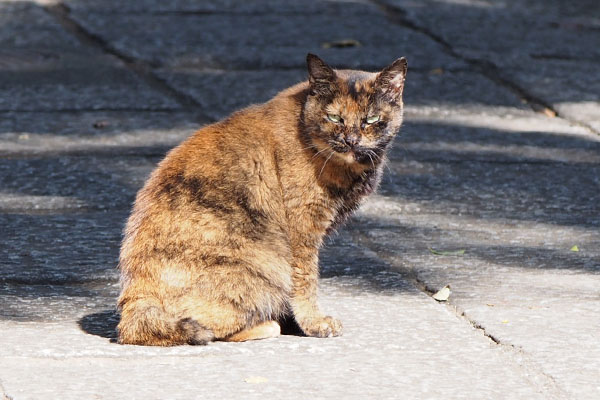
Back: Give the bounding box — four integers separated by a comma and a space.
307, 53, 336, 96
374, 57, 407, 103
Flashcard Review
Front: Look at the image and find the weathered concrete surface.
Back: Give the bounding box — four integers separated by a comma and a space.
68, 4, 463, 71
0, 2, 179, 111
157, 69, 529, 122
352, 110, 600, 399
0, 232, 561, 400
1, 0, 599, 399
378, 0, 600, 132
0, 112, 199, 156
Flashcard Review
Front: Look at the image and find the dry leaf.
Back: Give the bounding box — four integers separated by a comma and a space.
570, 245, 579, 252
244, 376, 268, 384
429, 68, 444, 75
486, 303, 495, 307
321, 39, 361, 48
432, 285, 451, 301
542, 107, 557, 117
429, 248, 465, 256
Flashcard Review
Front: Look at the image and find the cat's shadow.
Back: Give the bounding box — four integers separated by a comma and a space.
78, 309, 120, 343
78, 310, 305, 343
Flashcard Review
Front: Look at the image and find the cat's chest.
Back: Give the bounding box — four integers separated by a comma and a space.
324, 167, 382, 232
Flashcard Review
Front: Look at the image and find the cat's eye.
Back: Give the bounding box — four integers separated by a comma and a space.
327, 114, 342, 123
365, 115, 380, 124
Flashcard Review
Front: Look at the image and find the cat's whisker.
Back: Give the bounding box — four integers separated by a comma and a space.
373, 152, 393, 177
365, 150, 376, 169
370, 149, 383, 161
311, 146, 330, 159
318, 151, 335, 179
300, 144, 319, 151
371, 151, 393, 177
384, 159, 393, 178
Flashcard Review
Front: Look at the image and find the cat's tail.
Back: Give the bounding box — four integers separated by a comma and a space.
117, 297, 214, 346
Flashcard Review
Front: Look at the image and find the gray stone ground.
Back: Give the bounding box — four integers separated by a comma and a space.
0, 0, 598, 398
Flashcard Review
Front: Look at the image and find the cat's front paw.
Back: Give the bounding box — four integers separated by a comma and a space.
300, 316, 343, 338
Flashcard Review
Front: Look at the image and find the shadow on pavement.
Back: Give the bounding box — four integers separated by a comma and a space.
1, 118, 598, 324
77, 309, 305, 340
78, 309, 119, 341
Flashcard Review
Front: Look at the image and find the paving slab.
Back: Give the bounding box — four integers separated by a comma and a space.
349, 108, 600, 399
402, 110, 600, 165
0, 2, 179, 111
0, 2, 80, 49
62, 0, 380, 15
497, 60, 600, 133
384, 0, 600, 63
0, 230, 560, 400
1, 0, 599, 398
0, 111, 199, 156
377, 0, 600, 132
158, 68, 527, 121
69, 9, 464, 70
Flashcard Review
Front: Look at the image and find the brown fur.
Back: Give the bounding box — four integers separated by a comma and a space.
117, 54, 407, 346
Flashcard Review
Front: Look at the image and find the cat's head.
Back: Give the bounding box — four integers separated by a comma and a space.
302, 54, 407, 166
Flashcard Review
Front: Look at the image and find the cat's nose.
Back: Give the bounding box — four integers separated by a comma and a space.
344, 133, 359, 148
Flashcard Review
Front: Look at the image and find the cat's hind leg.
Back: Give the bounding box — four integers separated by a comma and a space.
117, 296, 215, 346
223, 321, 281, 342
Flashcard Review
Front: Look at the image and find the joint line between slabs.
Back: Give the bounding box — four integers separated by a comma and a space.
41, 2, 207, 116
369, 0, 600, 137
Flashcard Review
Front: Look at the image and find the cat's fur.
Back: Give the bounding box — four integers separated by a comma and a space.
117, 54, 407, 345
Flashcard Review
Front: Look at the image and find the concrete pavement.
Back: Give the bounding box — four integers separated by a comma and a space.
0, 0, 598, 398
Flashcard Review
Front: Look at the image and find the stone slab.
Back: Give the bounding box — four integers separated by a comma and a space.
0, 50, 180, 112
377, 0, 600, 132
353, 207, 600, 399
348, 106, 600, 399
0, 156, 159, 212
380, 0, 600, 63
69, 11, 464, 70
0, 2, 179, 111
62, 0, 380, 15
157, 68, 527, 121
0, 2, 83, 50
0, 111, 199, 156
0, 231, 559, 399
497, 60, 600, 133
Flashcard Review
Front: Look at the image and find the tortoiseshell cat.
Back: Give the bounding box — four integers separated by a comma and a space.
117, 54, 407, 345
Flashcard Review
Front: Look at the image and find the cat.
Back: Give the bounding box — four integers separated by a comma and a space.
117, 54, 407, 345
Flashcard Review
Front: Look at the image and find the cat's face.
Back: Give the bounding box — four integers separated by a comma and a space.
302, 54, 407, 166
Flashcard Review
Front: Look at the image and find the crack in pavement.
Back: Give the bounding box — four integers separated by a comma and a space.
41, 2, 206, 117
369, 0, 600, 137
350, 229, 570, 399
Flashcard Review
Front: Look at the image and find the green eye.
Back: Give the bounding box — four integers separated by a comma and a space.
327, 114, 342, 123
366, 115, 380, 124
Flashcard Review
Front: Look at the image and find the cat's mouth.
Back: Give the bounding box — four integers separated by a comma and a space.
329, 142, 351, 154
328, 141, 374, 165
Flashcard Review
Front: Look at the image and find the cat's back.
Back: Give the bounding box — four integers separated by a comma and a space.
123, 84, 311, 258
161, 81, 307, 175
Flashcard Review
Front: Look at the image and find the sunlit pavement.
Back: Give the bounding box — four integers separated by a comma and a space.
0, 1, 598, 399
